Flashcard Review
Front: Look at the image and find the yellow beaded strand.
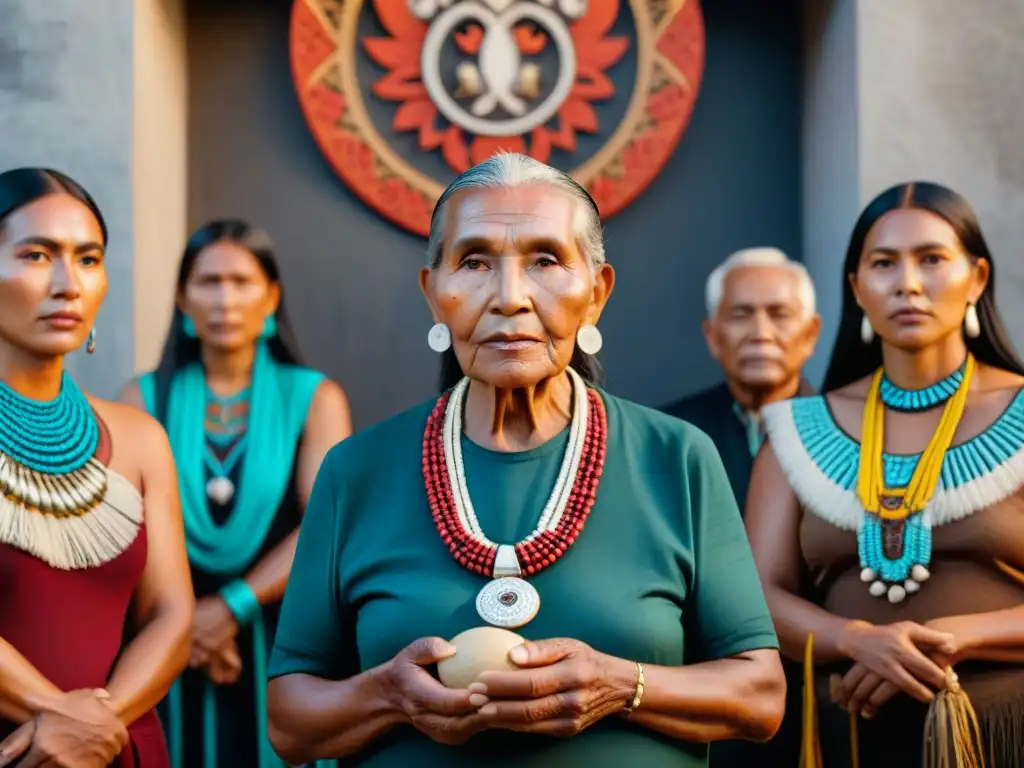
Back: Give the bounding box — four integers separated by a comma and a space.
856, 355, 975, 520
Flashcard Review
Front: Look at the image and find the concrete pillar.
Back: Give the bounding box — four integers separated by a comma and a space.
133, 0, 188, 375
0, 0, 186, 398
802, 0, 1024, 385
857, 0, 1024, 352
801, 0, 860, 385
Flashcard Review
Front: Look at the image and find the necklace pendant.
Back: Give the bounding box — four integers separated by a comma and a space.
879, 495, 902, 511
206, 476, 235, 505
476, 577, 540, 628
493, 544, 522, 577
877, 493, 911, 521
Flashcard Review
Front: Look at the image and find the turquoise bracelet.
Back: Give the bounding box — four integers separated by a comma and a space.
218, 579, 261, 626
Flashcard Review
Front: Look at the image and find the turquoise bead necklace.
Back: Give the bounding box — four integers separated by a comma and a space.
205, 388, 249, 439
0, 372, 144, 572
776, 355, 1024, 606
0, 373, 98, 474
203, 387, 250, 505
879, 359, 966, 412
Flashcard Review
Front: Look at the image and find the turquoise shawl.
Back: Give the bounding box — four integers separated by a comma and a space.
140, 343, 334, 768
139, 342, 322, 573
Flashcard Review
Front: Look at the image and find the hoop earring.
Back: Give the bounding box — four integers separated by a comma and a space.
261, 315, 278, 339
427, 323, 451, 352
576, 324, 603, 355
860, 314, 875, 344
86, 327, 97, 355
964, 303, 981, 339
182, 315, 197, 338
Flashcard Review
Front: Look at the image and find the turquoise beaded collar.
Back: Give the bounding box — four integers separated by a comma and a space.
0, 373, 98, 473
763, 391, 1024, 603
879, 361, 966, 412
763, 391, 1024, 533
0, 373, 143, 570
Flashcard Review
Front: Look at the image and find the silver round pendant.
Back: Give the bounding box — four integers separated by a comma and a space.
206, 476, 235, 505
475, 577, 540, 628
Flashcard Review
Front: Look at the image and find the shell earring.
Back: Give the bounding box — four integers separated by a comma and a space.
576, 324, 603, 355
427, 323, 452, 352
964, 303, 981, 339
860, 314, 875, 344
86, 327, 97, 354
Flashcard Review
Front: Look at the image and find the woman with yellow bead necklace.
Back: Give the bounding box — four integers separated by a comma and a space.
746, 182, 1024, 767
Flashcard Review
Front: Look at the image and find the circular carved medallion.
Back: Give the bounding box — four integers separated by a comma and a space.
475, 576, 541, 627
290, 0, 705, 236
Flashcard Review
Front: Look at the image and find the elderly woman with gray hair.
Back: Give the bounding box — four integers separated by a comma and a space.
265, 154, 785, 767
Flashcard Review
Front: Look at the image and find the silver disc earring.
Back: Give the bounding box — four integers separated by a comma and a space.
860, 314, 874, 344
964, 303, 981, 338
427, 323, 452, 352
86, 327, 97, 354
576, 324, 603, 355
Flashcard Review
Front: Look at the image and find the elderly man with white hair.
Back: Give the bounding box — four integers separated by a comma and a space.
663, 247, 821, 509
662, 246, 820, 768
265, 154, 785, 767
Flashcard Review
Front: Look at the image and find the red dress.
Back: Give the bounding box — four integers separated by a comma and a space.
0, 420, 169, 766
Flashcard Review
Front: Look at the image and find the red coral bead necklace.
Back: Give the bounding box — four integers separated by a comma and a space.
421, 366, 607, 628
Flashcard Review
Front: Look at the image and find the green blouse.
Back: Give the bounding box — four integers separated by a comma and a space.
269, 392, 778, 767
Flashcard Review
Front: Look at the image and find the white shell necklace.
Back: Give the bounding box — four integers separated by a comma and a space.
443, 366, 589, 627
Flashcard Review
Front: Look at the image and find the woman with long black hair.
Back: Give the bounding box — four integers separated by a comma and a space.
747, 182, 1024, 766
121, 220, 351, 768
0, 167, 193, 767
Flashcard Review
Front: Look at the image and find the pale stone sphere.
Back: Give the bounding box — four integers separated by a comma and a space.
437, 627, 525, 689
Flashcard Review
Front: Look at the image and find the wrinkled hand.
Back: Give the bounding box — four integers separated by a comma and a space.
0, 689, 128, 768
190, 596, 239, 669
836, 621, 957, 707
205, 639, 243, 686
469, 638, 635, 737
384, 637, 486, 745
